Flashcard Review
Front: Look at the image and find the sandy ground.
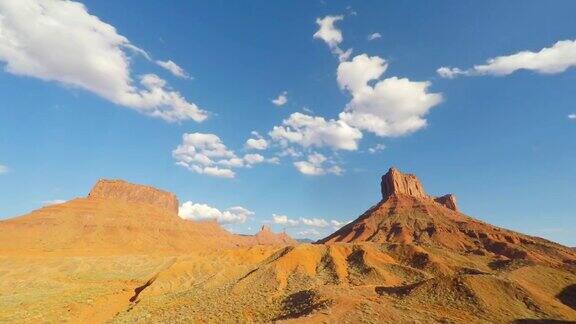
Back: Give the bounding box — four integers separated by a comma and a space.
1, 243, 574, 323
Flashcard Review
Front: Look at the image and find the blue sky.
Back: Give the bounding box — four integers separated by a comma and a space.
0, 0, 575, 245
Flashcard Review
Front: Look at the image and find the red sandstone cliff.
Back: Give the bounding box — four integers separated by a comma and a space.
319, 167, 575, 267
381, 167, 459, 211
0, 179, 296, 254
88, 179, 179, 214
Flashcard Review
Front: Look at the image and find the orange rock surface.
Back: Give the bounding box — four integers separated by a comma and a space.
88, 179, 179, 214
0, 179, 295, 255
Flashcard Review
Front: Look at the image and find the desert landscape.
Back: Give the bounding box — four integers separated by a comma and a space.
1, 1, 576, 323
0, 168, 574, 323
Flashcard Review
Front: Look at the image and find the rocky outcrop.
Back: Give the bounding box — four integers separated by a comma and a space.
88, 179, 179, 214
319, 167, 576, 268
255, 225, 297, 245
381, 167, 428, 199
381, 167, 458, 211
434, 194, 458, 211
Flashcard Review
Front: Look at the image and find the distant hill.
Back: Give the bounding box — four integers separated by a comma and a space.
0, 179, 295, 255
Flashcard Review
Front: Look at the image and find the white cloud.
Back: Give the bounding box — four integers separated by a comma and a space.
278, 147, 303, 158
271, 214, 345, 235
313, 15, 352, 62
272, 214, 299, 227
313, 15, 344, 48
42, 199, 66, 206
300, 217, 329, 228
0, 0, 206, 122
172, 133, 236, 178
246, 138, 268, 150
438, 39, 576, 78
243, 153, 265, 165
338, 54, 443, 137
173, 133, 276, 178
297, 229, 322, 238
367, 33, 382, 41
179, 201, 253, 224
337, 54, 388, 93
436, 67, 465, 79
568, 114, 576, 120
270, 112, 362, 151
156, 59, 191, 79
272, 91, 288, 106
0, 165, 7, 174
293, 152, 343, 176
368, 143, 386, 154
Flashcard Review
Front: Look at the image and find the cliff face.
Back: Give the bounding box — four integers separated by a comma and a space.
88, 179, 179, 214
319, 167, 576, 269
434, 194, 458, 211
381, 167, 458, 211
381, 167, 428, 199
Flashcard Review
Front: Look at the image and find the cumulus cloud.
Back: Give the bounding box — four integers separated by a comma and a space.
569, 114, 576, 120
0, 0, 206, 122
438, 40, 576, 78
272, 214, 299, 227
243, 153, 265, 165
265, 17, 442, 173
270, 112, 362, 151
338, 54, 443, 137
367, 33, 382, 41
245, 138, 268, 150
272, 91, 288, 106
437, 67, 465, 79
179, 202, 253, 224
300, 217, 329, 228
313, 15, 344, 48
271, 214, 345, 232
337, 54, 388, 93
173, 133, 274, 178
293, 152, 343, 176
0, 165, 7, 174
313, 15, 352, 62
156, 60, 191, 79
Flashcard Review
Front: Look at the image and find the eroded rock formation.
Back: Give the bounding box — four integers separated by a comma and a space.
381, 167, 459, 211
381, 167, 428, 199
255, 225, 297, 245
434, 194, 458, 211
88, 179, 179, 214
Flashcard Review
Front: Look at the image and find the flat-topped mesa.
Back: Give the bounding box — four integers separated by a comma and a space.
88, 179, 179, 214
381, 167, 429, 199
380, 167, 459, 211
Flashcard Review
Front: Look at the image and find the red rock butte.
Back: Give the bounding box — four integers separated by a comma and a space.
381, 167, 458, 211
88, 179, 179, 214
319, 167, 575, 268
0, 179, 295, 254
